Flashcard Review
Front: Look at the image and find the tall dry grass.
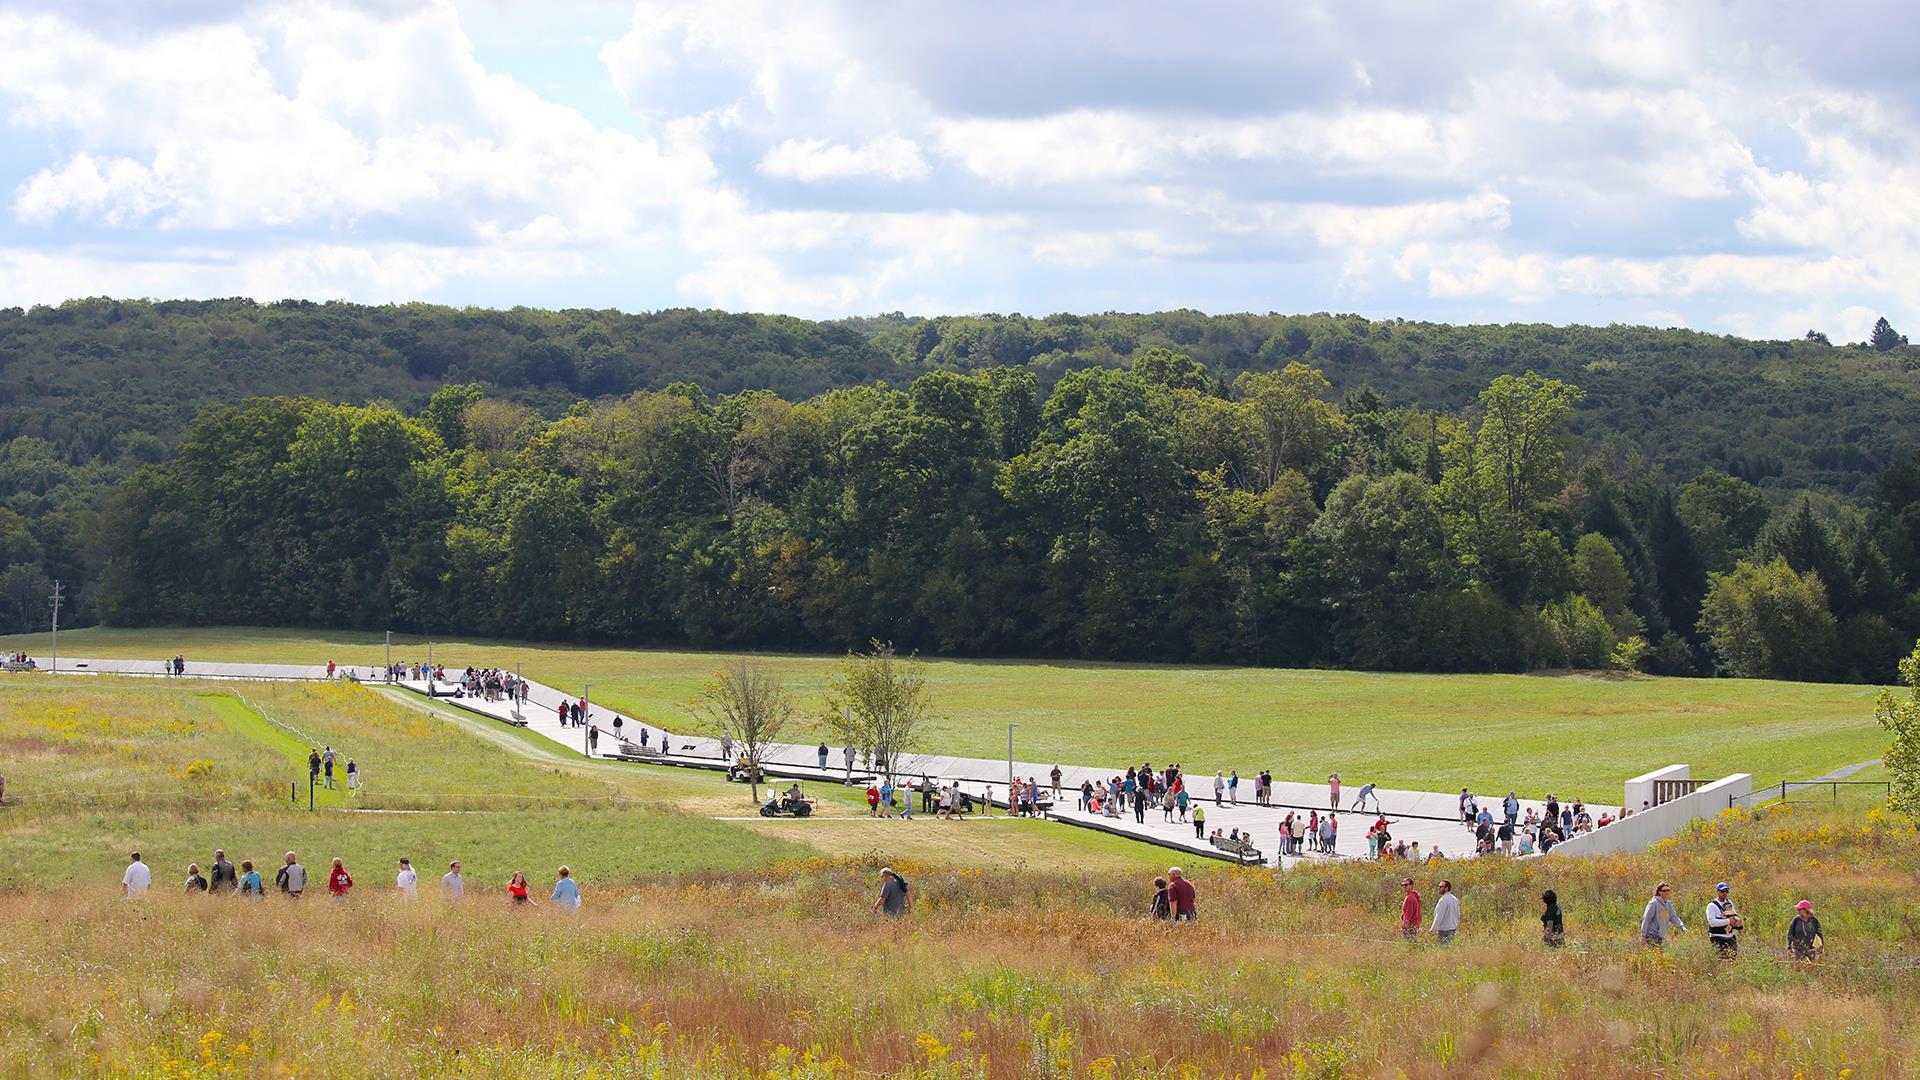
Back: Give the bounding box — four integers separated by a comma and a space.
2, 802, 1915, 1078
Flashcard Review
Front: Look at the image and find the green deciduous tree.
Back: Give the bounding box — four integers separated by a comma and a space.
822, 641, 934, 784
1874, 640, 1920, 820
1699, 557, 1838, 680
687, 658, 794, 801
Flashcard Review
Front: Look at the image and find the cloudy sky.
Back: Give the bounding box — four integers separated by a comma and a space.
0, 1, 1915, 338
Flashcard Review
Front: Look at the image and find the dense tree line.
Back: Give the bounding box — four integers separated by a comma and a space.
84, 356, 1920, 681
4, 296, 1919, 665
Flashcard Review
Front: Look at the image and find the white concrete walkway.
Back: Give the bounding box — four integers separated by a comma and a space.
23, 655, 1580, 867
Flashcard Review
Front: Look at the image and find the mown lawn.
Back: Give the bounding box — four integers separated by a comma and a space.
0, 677, 1164, 886
4, 625, 1890, 795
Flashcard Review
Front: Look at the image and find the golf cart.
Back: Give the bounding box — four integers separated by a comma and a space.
759, 783, 815, 818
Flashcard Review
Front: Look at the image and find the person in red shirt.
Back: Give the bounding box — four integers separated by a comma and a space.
865, 784, 881, 816
1167, 866, 1197, 923
508, 871, 533, 905
1400, 877, 1422, 939
327, 857, 352, 898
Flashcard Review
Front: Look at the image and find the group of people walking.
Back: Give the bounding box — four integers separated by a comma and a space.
306, 745, 360, 795
1371, 874, 1825, 960
124, 850, 583, 908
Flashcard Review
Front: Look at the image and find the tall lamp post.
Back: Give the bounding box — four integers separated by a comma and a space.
48, 580, 62, 674
582, 681, 592, 758
383, 630, 391, 682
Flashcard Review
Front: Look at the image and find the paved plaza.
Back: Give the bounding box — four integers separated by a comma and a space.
28, 654, 1589, 867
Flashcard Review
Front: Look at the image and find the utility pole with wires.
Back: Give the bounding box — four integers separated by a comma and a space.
48, 580, 63, 674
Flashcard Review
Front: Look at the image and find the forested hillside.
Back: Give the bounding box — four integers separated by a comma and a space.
4, 298, 1919, 682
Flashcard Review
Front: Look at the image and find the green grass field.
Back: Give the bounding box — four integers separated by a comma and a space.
4, 625, 1891, 795
0, 675, 1168, 888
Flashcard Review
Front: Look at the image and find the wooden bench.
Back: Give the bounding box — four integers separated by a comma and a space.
1209, 835, 1265, 864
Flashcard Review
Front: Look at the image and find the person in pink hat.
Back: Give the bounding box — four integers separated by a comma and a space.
1786, 900, 1823, 961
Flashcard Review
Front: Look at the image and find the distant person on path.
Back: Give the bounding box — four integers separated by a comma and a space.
308, 749, 321, 785
1400, 878, 1422, 940
1328, 773, 1341, 809
557, 702, 568, 728
346, 759, 359, 797
1321, 813, 1337, 854
720, 733, 733, 760
843, 745, 855, 781
1051, 765, 1063, 799
322, 746, 336, 789
1787, 900, 1823, 961
209, 849, 237, 892
865, 783, 881, 816
183, 863, 209, 893
588, 726, 600, 755
817, 743, 829, 770
1167, 867, 1196, 923
396, 858, 417, 899
508, 871, 533, 905
1640, 882, 1684, 946
238, 860, 264, 897
874, 867, 910, 917
1504, 791, 1521, 826
1541, 889, 1564, 946
1352, 782, 1378, 813
1228, 769, 1239, 805
1192, 803, 1206, 838
1430, 880, 1460, 943
550, 866, 581, 909
327, 858, 353, 898
442, 861, 464, 899
122, 852, 152, 898
1213, 772, 1225, 806
1706, 882, 1742, 958
277, 852, 307, 898
327, 660, 336, 679
1149, 876, 1171, 920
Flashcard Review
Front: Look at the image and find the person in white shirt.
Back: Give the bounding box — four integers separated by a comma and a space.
396, 857, 418, 898
441, 860, 464, 899
122, 851, 152, 898
1430, 879, 1461, 943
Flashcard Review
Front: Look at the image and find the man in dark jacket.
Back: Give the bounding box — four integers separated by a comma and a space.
209, 849, 238, 892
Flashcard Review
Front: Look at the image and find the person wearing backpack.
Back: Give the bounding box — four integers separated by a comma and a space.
1149, 876, 1171, 920
874, 867, 911, 916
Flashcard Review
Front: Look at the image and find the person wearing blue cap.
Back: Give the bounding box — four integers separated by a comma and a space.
1705, 881, 1742, 958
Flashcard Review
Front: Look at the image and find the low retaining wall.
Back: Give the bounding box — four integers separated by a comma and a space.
1550, 772, 1752, 856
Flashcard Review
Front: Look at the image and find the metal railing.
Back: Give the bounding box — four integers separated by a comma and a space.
1731, 779, 1891, 809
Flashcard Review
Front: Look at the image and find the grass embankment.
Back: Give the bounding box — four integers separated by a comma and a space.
0, 678, 1165, 887
4, 625, 1889, 795
0, 802, 1914, 1077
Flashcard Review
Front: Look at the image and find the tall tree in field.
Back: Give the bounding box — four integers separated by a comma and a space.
687, 658, 794, 801
822, 641, 934, 784
1874, 641, 1920, 820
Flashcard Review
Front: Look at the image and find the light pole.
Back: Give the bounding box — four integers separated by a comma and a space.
384, 631, 391, 682
582, 681, 591, 758
48, 580, 62, 674
1007, 722, 1016, 815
